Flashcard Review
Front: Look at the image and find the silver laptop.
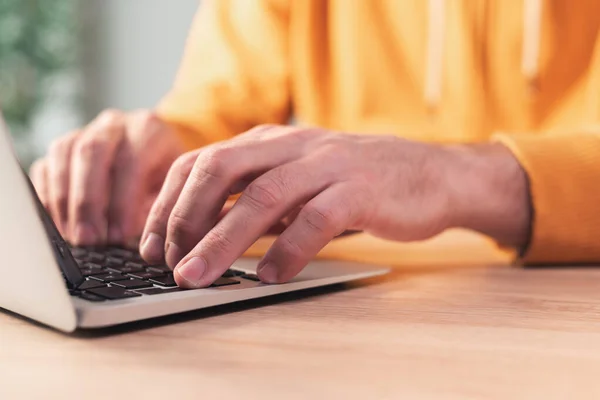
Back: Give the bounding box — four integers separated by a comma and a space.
0, 115, 389, 332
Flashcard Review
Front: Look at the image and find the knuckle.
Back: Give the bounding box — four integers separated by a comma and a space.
171, 151, 198, 176
47, 142, 61, 158
276, 235, 306, 261
240, 124, 282, 141
193, 147, 232, 181
133, 110, 160, 132
319, 135, 346, 151
243, 177, 286, 210
345, 185, 372, 225
248, 124, 278, 135
98, 108, 123, 125
202, 227, 235, 256
29, 158, 45, 175
206, 145, 235, 164
300, 205, 339, 235
74, 137, 108, 159
48, 136, 70, 157
167, 209, 196, 239
288, 127, 317, 141
316, 141, 353, 164
90, 109, 125, 139
149, 200, 172, 223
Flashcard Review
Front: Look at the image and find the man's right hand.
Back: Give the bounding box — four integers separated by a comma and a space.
29, 109, 185, 247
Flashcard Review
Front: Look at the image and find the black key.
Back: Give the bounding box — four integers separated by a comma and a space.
83, 262, 103, 269
229, 269, 245, 276
77, 292, 106, 302
107, 248, 135, 258
105, 257, 125, 267
211, 277, 241, 287
240, 273, 260, 281
87, 252, 105, 262
70, 248, 87, 258
87, 286, 141, 300
134, 287, 183, 295
80, 267, 107, 276
108, 263, 145, 274
74, 258, 86, 266
111, 279, 153, 289
221, 269, 236, 278
131, 254, 145, 262
119, 251, 144, 262
149, 274, 177, 287
147, 265, 171, 273
125, 261, 145, 269
90, 273, 130, 283
128, 270, 164, 280
77, 279, 107, 290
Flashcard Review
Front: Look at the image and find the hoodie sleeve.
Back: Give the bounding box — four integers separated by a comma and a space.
155, 0, 291, 150
494, 129, 600, 264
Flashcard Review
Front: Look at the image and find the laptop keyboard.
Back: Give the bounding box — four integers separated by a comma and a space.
68, 246, 260, 302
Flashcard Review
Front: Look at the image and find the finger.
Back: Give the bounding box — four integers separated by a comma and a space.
68, 109, 125, 245
163, 127, 314, 268
257, 184, 360, 283
139, 149, 200, 263
107, 111, 162, 244
46, 132, 78, 237
172, 158, 335, 288
281, 207, 361, 237
218, 200, 289, 235
280, 205, 302, 227
216, 199, 237, 220
29, 159, 49, 209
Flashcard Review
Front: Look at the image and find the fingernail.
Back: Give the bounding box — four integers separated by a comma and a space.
176, 257, 206, 284
257, 262, 278, 284
140, 233, 165, 262
108, 226, 123, 244
165, 242, 185, 268
74, 222, 97, 245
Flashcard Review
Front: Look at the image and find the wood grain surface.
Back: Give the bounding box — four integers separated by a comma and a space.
2, 230, 600, 399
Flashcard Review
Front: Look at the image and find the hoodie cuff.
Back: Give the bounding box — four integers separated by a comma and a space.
493, 131, 600, 264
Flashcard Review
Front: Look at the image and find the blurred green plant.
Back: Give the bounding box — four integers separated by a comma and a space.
0, 0, 79, 142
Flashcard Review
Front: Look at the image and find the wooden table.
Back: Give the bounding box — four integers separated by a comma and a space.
3, 230, 600, 399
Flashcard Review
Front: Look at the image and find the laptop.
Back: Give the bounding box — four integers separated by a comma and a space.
0, 114, 389, 332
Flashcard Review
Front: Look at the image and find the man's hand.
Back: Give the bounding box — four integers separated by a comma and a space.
140, 124, 531, 288
30, 110, 185, 246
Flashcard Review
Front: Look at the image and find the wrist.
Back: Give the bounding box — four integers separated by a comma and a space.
443, 142, 532, 249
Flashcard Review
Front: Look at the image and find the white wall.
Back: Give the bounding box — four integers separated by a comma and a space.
82, 0, 200, 117
28, 0, 200, 159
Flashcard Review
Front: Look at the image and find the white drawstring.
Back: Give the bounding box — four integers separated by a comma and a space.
522, 0, 543, 89
424, 0, 445, 111
424, 0, 543, 110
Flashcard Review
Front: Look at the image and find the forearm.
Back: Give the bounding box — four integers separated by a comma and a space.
444, 143, 532, 250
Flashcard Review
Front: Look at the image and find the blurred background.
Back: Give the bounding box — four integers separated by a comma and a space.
0, 0, 199, 166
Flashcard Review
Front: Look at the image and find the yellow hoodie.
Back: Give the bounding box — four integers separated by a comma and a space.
157, 0, 600, 266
